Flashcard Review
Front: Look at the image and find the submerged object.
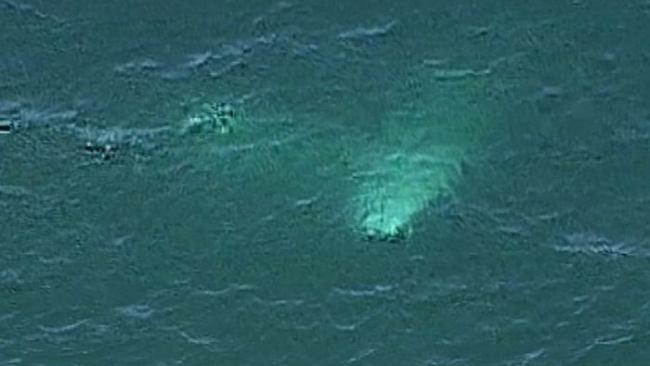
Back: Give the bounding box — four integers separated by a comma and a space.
351, 148, 463, 241
347, 73, 491, 241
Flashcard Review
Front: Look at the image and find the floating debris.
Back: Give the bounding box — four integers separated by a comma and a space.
0, 120, 13, 134
83, 141, 118, 161
182, 102, 238, 135
363, 222, 412, 243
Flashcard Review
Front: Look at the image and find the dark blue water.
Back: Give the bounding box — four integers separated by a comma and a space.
2, 1, 650, 365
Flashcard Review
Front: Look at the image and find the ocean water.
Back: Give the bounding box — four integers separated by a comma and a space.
2, 1, 650, 365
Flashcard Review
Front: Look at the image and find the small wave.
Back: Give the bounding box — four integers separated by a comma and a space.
338, 21, 397, 40
116, 304, 155, 319
11, 108, 79, 129
553, 232, 636, 258
346, 348, 376, 364
58, 123, 171, 148
0, 184, 33, 197
177, 330, 217, 346
38, 319, 88, 334
0, 269, 22, 286
195, 283, 256, 297
332, 284, 395, 298
114, 59, 162, 74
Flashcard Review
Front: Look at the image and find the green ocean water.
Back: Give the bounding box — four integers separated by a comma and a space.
2, 1, 650, 365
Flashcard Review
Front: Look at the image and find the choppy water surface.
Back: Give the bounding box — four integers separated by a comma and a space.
2, 1, 650, 365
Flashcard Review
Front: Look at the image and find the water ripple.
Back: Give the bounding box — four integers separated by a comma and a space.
346, 348, 376, 364
194, 283, 256, 297
553, 232, 637, 258
338, 21, 397, 40
38, 319, 88, 334
116, 304, 155, 319
332, 284, 396, 298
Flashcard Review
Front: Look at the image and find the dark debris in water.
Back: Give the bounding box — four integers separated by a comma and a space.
0, 120, 13, 134
362, 226, 411, 244
83, 141, 119, 161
